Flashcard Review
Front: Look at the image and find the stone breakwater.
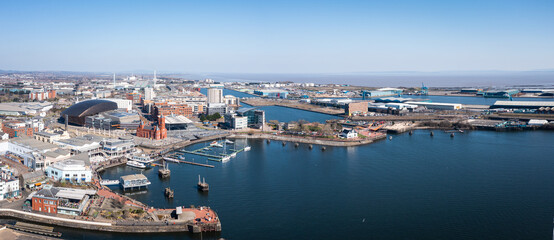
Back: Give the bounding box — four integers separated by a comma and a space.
228, 133, 387, 147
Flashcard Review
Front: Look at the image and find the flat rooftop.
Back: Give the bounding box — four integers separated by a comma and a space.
492, 101, 554, 108
121, 174, 148, 181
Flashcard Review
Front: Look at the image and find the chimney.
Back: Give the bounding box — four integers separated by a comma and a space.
65, 114, 69, 131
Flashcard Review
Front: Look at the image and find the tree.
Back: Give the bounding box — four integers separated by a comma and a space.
212, 112, 221, 120
200, 115, 207, 122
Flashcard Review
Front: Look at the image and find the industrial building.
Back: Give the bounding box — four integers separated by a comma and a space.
346, 102, 369, 116
490, 101, 554, 109
483, 89, 519, 98
405, 101, 463, 110
362, 89, 402, 99
254, 89, 289, 98
61, 99, 118, 126
0, 102, 53, 116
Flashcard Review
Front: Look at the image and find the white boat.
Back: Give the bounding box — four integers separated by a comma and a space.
126, 160, 146, 169
129, 154, 154, 164
210, 141, 223, 148
225, 139, 234, 144
221, 155, 231, 162
163, 157, 180, 163
178, 155, 186, 160
100, 179, 120, 186
244, 146, 251, 151
230, 152, 237, 158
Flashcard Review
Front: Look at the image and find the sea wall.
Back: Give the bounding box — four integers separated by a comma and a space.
228, 133, 386, 147
0, 208, 220, 233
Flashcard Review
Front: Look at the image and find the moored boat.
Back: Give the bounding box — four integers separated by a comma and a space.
126, 160, 147, 169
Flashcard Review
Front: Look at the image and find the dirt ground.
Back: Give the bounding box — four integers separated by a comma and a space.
0, 227, 58, 240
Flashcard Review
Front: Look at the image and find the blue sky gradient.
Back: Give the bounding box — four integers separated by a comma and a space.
1, 0, 553, 73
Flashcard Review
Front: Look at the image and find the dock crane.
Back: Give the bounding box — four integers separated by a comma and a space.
420, 83, 428, 95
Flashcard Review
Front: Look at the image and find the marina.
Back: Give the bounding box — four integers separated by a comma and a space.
176, 140, 252, 163
97, 131, 554, 240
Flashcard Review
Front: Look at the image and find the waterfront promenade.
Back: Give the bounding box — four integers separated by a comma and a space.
229, 132, 387, 147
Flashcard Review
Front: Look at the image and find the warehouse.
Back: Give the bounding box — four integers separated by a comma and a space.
490, 101, 554, 109
405, 101, 463, 110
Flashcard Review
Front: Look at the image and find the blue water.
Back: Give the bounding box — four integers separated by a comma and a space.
239, 102, 341, 123
89, 130, 554, 240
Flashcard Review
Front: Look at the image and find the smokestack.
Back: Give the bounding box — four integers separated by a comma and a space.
65, 114, 68, 131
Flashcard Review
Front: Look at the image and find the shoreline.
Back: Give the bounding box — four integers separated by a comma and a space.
228, 132, 387, 147
0, 208, 214, 233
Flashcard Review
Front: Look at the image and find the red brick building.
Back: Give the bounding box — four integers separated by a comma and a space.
126, 93, 142, 104
29, 90, 56, 101
32, 189, 59, 214
153, 103, 193, 120
136, 115, 167, 140
1, 121, 39, 138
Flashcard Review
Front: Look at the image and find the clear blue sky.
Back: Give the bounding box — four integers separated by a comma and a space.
1, 0, 553, 73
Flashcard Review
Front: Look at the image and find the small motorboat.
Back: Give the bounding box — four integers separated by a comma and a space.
210, 141, 223, 148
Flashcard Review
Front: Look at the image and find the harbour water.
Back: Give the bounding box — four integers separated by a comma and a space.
91, 130, 554, 240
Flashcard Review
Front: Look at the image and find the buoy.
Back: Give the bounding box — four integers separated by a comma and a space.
321, 146, 326, 151
282, 142, 286, 146
450, 133, 455, 138
430, 131, 434, 137
409, 131, 413, 136
309, 144, 313, 149
266, 139, 270, 144
294, 143, 299, 148
388, 136, 392, 140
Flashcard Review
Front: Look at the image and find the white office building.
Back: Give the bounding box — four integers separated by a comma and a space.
46, 159, 92, 183
145, 87, 156, 100
0, 165, 20, 200
207, 88, 224, 104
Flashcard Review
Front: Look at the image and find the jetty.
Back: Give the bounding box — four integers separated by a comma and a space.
178, 142, 251, 162
7, 222, 62, 237
163, 157, 214, 168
